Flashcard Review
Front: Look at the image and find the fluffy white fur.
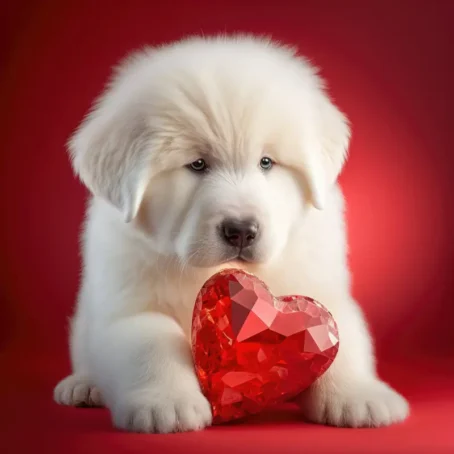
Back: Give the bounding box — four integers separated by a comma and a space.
54, 34, 409, 433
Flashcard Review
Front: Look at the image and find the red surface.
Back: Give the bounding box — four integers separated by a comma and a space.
1, 1, 453, 453
192, 270, 339, 424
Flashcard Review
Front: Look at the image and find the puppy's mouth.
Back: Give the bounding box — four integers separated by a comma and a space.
222, 248, 259, 265
184, 244, 264, 269
224, 256, 249, 266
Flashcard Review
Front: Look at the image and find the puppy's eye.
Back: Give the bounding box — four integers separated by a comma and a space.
187, 159, 208, 173
259, 157, 274, 171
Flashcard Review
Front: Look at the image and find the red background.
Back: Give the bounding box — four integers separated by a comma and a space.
1, 1, 453, 453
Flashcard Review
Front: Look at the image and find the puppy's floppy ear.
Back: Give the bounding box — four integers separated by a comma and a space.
68, 93, 152, 223
303, 90, 351, 210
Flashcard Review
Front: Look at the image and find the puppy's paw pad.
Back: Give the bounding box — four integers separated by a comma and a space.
300, 379, 409, 428
113, 389, 212, 433
54, 374, 103, 407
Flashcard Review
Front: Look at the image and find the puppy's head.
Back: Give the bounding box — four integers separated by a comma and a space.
69, 35, 350, 268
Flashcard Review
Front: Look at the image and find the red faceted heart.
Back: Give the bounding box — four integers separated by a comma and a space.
192, 269, 339, 424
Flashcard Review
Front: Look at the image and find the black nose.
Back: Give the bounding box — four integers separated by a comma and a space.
221, 219, 259, 248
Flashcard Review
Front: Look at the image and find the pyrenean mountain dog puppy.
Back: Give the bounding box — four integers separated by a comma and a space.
54, 34, 409, 433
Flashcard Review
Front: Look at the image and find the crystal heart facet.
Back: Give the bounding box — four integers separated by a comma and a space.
191, 269, 339, 424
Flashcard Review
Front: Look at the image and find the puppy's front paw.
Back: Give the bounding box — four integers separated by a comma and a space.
299, 378, 409, 428
112, 388, 212, 433
54, 374, 103, 407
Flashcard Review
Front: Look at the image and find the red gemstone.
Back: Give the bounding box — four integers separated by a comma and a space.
191, 269, 339, 424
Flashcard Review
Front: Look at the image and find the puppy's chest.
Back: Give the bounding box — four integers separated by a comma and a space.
150, 275, 208, 338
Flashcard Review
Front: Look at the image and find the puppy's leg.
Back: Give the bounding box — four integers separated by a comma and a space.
54, 299, 103, 407
93, 312, 212, 433
298, 298, 409, 427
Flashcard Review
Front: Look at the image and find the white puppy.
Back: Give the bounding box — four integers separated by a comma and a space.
54, 34, 409, 433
